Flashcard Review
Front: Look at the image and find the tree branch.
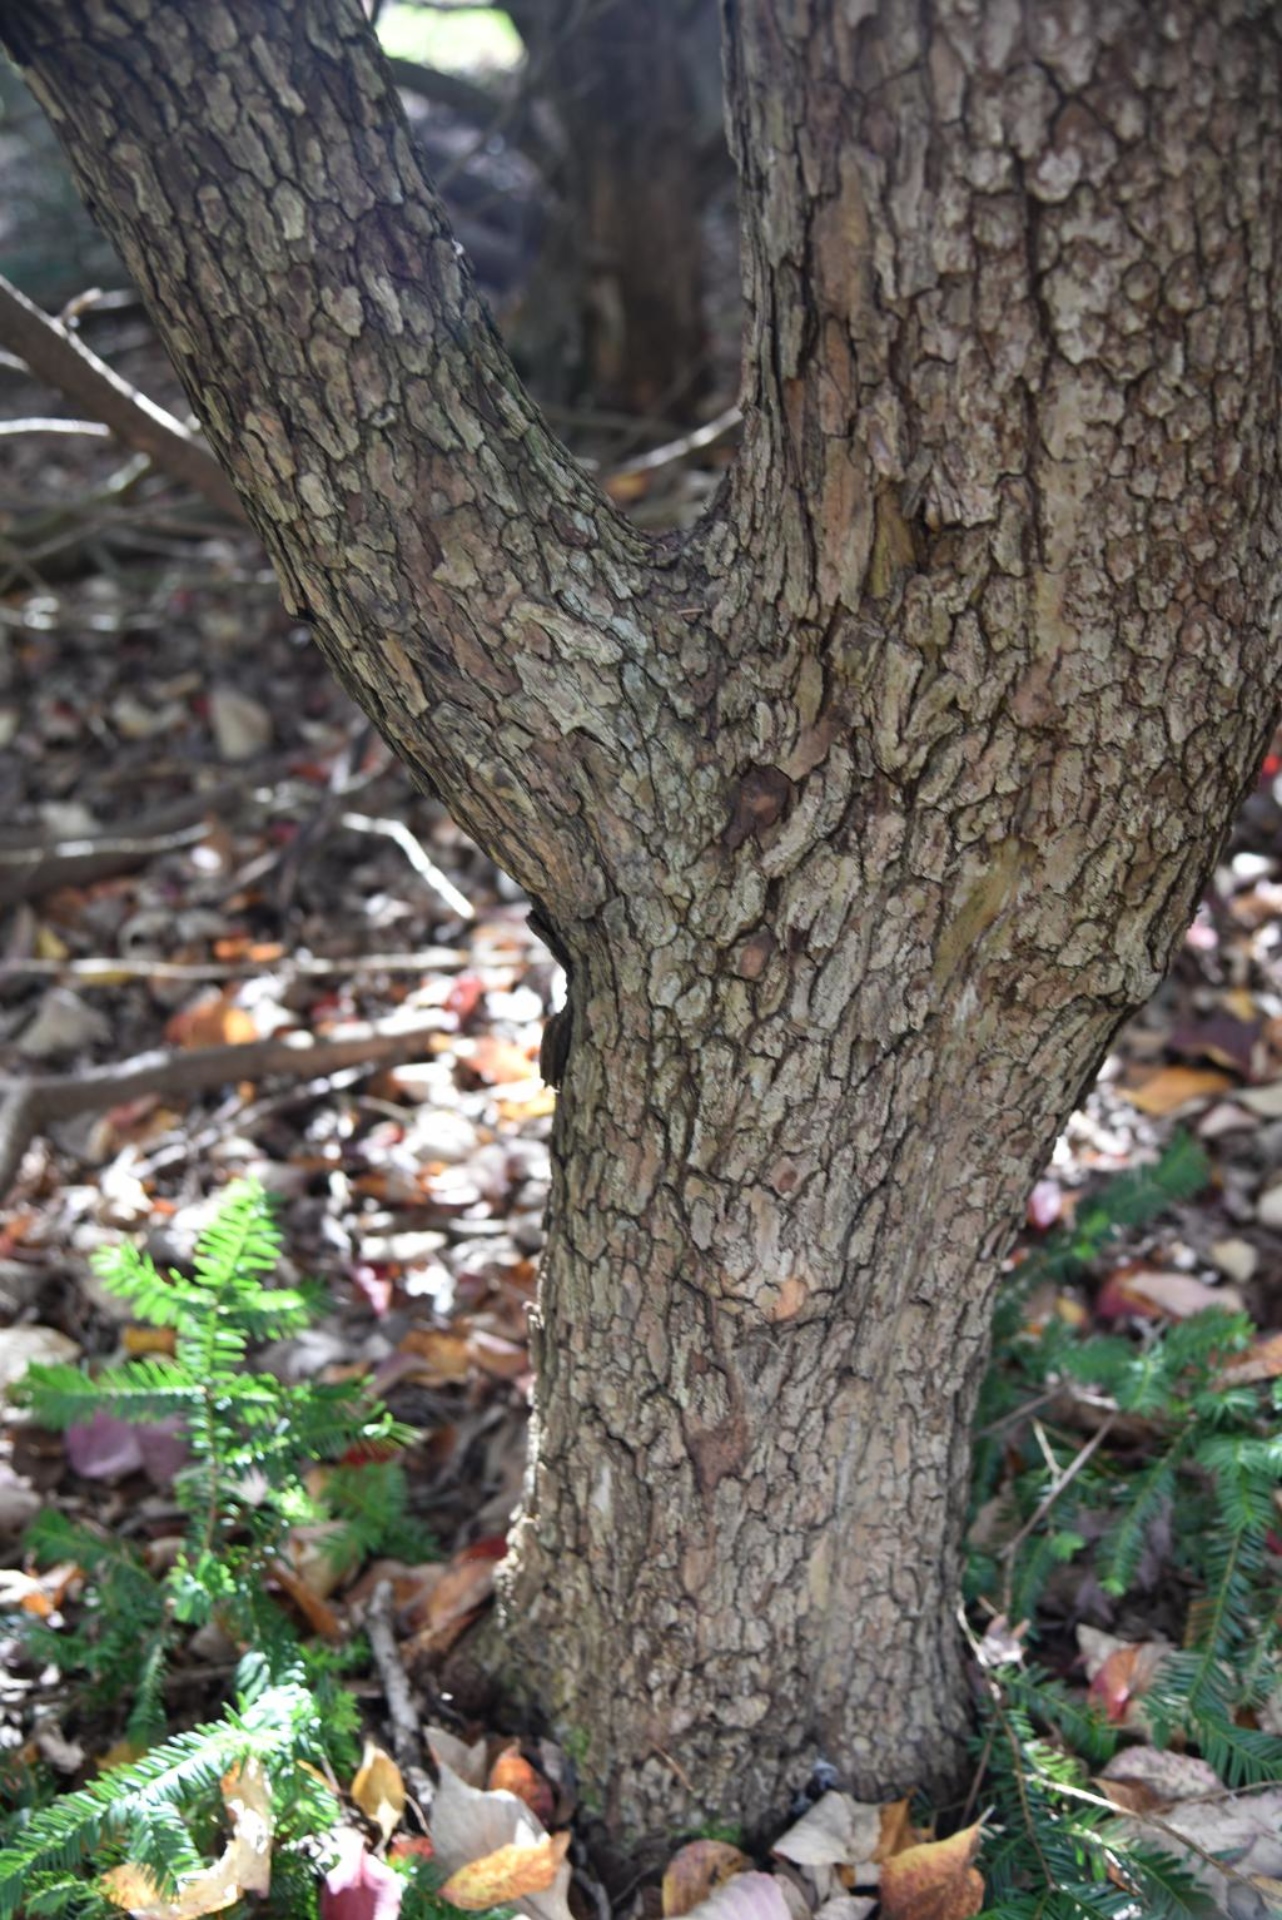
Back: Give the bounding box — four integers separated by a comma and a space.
0, 272, 244, 520
385, 56, 559, 180
0, 0, 663, 920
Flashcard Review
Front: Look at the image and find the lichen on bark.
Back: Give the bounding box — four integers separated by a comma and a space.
3, 0, 1281, 1843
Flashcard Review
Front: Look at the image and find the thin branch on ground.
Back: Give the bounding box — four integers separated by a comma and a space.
0, 417, 112, 438
0, 1020, 443, 1201
0, 950, 471, 985
366, 1579, 435, 1811
0, 272, 244, 521
0, 789, 244, 907
340, 812, 475, 921
603, 404, 742, 483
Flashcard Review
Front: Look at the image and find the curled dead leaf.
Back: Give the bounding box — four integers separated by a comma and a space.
663, 1840, 751, 1917
428, 1757, 573, 1920
772, 1791, 881, 1870
427, 1727, 489, 1788
682, 1873, 794, 1920
873, 1800, 918, 1862
1218, 1329, 1282, 1386
878, 1824, 984, 1920
488, 1745, 556, 1830
1122, 1065, 1233, 1116
1085, 1641, 1166, 1726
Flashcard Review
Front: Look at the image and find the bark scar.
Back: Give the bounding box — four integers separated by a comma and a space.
722, 764, 795, 852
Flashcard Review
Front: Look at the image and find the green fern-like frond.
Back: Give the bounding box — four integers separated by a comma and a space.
190, 1180, 282, 1292
1097, 1431, 1189, 1596
3, 1183, 429, 1919
18, 1357, 199, 1429
0, 1683, 318, 1915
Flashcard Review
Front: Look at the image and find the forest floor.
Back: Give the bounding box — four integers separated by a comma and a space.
1, 304, 1281, 1920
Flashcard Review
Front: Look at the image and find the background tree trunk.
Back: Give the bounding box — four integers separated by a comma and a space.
3, 0, 1281, 1845
508, 0, 719, 416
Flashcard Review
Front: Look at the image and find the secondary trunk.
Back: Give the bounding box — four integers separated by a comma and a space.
4, 0, 1281, 1845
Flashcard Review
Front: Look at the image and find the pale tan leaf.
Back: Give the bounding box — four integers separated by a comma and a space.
0, 1325, 80, 1395
427, 1727, 489, 1788
772, 1792, 881, 1869
1100, 1748, 1222, 1802
1104, 1267, 1244, 1321
1237, 1080, 1282, 1117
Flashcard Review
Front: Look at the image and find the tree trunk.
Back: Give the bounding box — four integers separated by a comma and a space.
4, 0, 1281, 1844
509, 0, 718, 416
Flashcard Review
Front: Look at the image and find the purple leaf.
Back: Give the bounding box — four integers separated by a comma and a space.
321, 1828, 404, 1920
65, 1411, 188, 1485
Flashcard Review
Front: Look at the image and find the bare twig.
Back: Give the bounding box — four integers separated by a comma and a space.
366, 1579, 435, 1810
0, 949, 470, 985
0, 1020, 441, 1201
0, 417, 111, 438
0, 272, 243, 521
340, 812, 474, 921
604, 404, 742, 484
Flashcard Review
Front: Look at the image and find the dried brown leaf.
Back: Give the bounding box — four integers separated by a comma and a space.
878, 1825, 984, 1920
440, 1831, 570, 1909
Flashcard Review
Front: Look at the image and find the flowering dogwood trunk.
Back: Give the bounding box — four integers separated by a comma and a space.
5, 0, 1280, 1840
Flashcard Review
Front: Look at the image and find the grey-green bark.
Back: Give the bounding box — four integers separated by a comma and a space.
2, 0, 1280, 1841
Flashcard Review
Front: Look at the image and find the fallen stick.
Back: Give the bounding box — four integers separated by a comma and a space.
366, 1579, 435, 1812
0, 273, 244, 522
0, 948, 470, 985
0, 786, 246, 907
0, 1021, 440, 1202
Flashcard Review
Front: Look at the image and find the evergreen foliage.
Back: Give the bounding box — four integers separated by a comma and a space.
0, 1181, 433, 1916
970, 1137, 1282, 1916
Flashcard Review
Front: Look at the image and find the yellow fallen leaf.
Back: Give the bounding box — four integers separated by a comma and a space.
352, 1740, 406, 1843
440, 1830, 570, 1909
879, 1823, 984, 1920
101, 1759, 272, 1917
1123, 1065, 1233, 1115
